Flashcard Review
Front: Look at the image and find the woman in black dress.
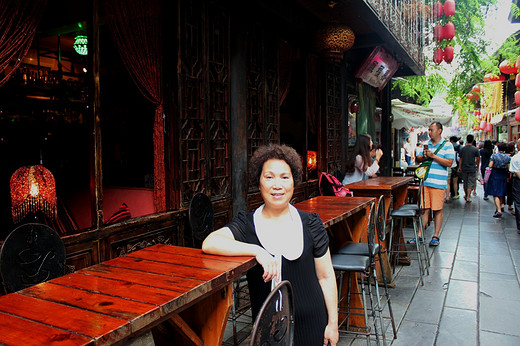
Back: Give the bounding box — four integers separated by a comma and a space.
202, 144, 339, 346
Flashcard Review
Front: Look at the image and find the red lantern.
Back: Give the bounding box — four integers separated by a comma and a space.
515, 91, 520, 105
433, 1, 443, 20
516, 108, 520, 121
480, 120, 486, 130
516, 73, 520, 88
434, 48, 444, 64
484, 73, 505, 82
350, 100, 360, 113
444, 0, 456, 16
444, 22, 455, 40
434, 24, 444, 42
486, 122, 493, 132
472, 84, 481, 94
516, 55, 520, 71
444, 46, 454, 63
467, 93, 474, 101
499, 60, 517, 75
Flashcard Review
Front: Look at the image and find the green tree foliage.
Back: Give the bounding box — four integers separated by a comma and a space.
392, 0, 520, 110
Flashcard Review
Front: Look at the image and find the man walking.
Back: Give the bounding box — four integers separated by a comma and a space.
510, 147, 520, 234
459, 134, 480, 203
449, 136, 461, 199
414, 122, 455, 247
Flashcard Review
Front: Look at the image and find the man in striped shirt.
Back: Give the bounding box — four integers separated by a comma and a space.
415, 122, 455, 246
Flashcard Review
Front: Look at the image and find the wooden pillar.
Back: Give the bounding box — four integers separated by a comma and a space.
381, 83, 392, 177
230, 19, 248, 215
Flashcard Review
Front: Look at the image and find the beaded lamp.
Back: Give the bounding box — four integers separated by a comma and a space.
10, 165, 57, 223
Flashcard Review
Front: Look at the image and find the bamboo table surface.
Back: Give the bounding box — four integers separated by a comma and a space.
0, 244, 256, 345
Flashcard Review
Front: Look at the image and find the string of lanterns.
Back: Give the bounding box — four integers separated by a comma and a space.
433, 0, 456, 64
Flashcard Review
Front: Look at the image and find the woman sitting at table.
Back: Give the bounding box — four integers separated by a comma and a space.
202, 144, 339, 346
342, 133, 383, 185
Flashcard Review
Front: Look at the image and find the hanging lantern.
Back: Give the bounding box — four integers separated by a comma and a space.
444, 45, 454, 63
315, 24, 355, 63
472, 84, 481, 94
516, 108, 520, 121
433, 48, 444, 64
516, 55, 520, 71
444, 0, 456, 17
433, 23, 444, 42
350, 100, 360, 113
515, 91, 520, 105
486, 122, 493, 132
499, 60, 517, 75
484, 73, 505, 82
10, 165, 57, 224
433, 1, 443, 20
516, 73, 520, 88
480, 120, 486, 130
443, 22, 455, 40
73, 35, 88, 56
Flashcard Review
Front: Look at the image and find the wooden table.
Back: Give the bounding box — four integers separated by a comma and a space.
294, 196, 375, 330
0, 244, 256, 345
344, 176, 414, 282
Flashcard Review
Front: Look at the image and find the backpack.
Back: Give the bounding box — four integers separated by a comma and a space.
319, 172, 353, 197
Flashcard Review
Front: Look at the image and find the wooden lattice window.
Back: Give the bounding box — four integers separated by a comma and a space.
179, 0, 231, 205
325, 64, 342, 173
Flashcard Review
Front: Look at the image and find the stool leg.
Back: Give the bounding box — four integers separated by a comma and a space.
412, 216, 425, 286
371, 265, 386, 344
377, 250, 397, 339
417, 212, 431, 272
359, 276, 371, 346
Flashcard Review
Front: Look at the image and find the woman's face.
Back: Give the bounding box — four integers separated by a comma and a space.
259, 159, 294, 211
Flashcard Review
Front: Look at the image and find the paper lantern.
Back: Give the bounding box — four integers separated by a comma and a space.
315, 24, 355, 63
486, 122, 493, 132
480, 120, 486, 130
433, 1, 443, 20
433, 23, 444, 42
434, 48, 444, 64
484, 73, 505, 82
444, 0, 456, 16
516, 108, 520, 121
515, 91, 520, 105
499, 60, 517, 75
472, 84, 481, 94
444, 46, 454, 63
516, 55, 520, 71
10, 165, 57, 223
516, 73, 520, 88
444, 22, 455, 40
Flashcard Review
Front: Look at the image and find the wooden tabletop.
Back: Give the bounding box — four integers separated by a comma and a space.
294, 196, 375, 228
344, 176, 414, 190
0, 244, 256, 345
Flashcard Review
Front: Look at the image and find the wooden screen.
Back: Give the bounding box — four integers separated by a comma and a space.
325, 64, 343, 173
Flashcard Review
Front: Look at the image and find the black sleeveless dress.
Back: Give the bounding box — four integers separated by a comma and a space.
226, 209, 329, 346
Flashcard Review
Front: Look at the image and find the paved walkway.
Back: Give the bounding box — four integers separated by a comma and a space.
224, 188, 520, 345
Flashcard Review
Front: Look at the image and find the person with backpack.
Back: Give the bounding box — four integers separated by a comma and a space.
342, 133, 383, 185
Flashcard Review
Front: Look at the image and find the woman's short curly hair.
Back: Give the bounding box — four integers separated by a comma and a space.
249, 144, 303, 187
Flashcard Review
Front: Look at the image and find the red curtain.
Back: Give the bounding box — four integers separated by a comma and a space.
0, 0, 47, 87
105, 0, 165, 212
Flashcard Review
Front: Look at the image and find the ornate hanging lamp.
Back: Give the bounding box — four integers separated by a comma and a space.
10, 165, 57, 223
315, 24, 355, 63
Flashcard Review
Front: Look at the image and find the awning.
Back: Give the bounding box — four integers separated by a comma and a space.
391, 99, 452, 129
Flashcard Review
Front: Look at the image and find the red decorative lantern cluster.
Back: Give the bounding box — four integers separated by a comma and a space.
433, 0, 456, 65
499, 60, 518, 75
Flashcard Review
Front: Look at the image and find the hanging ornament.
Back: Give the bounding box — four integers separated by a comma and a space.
499, 60, 517, 75
484, 73, 505, 82
515, 91, 520, 106
444, 45, 454, 63
444, 0, 456, 17
516, 55, 520, 71
433, 48, 444, 64
443, 22, 455, 40
516, 108, 520, 121
433, 1, 443, 20
516, 73, 520, 88
486, 122, 493, 132
480, 120, 486, 130
434, 23, 444, 42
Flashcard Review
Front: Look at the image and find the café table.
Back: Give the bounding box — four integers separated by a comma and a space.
0, 244, 256, 345
344, 176, 414, 282
294, 195, 376, 330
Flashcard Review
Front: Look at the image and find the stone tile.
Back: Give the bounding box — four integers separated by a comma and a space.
403, 289, 445, 324
506, 236, 520, 251
479, 241, 509, 255
480, 274, 520, 301
480, 254, 516, 275
457, 235, 479, 248
436, 307, 477, 346
419, 267, 451, 292
454, 246, 478, 262
480, 330, 520, 346
445, 279, 478, 310
480, 231, 507, 243
480, 296, 520, 336
451, 260, 478, 282
511, 249, 520, 267
429, 251, 455, 268
391, 320, 437, 346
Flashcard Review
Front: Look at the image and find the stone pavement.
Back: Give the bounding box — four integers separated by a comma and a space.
223, 188, 520, 345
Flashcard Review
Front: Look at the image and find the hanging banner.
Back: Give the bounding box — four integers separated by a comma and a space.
355, 46, 399, 91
